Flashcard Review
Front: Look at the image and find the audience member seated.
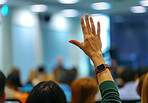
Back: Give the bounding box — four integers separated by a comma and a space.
118, 69, 140, 100
5, 73, 29, 103
26, 81, 67, 103
57, 69, 76, 102
71, 77, 98, 103
0, 71, 6, 103
137, 73, 148, 103
33, 66, 49, 85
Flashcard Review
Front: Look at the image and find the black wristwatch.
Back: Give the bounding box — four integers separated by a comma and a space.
95, 64, 109, 75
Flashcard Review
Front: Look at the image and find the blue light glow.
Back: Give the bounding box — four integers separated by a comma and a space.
1, 5, 8, 16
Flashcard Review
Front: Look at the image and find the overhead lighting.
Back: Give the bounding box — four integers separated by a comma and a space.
0, 0, 7, 4
59, 0, 78, 4
91, 2, 111, 10
61, 9, 79, 17
19, 12, 34, 27
31, 5, 48, 12
130, 6, 146, 13
140, 0, 148, 6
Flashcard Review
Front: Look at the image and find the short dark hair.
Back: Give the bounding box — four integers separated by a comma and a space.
7, 73, 22, 90
121, 69, 135, 83
0, 71, 6, 98
26, 81, 66, 103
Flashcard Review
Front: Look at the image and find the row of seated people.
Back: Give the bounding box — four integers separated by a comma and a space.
1, 65, 147, 103
0, 14, 148, 103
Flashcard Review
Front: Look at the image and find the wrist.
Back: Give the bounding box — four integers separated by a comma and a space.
90, 53, 105, 68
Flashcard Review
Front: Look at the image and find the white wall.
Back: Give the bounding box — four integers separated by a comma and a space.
12, 8, 43, 82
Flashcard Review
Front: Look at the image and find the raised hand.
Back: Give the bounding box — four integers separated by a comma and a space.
69, 14, 105, 68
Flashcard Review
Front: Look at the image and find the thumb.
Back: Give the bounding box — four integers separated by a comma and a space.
69, 40, 82, 48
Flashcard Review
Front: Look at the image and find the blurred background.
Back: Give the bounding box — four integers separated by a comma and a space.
0, 0, 148, 83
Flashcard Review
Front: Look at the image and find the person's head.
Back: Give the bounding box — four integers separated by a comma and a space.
58, 69, 76, 85
26, 81, 66, 103
71, 77, 98, 103
137, 73, 148, 103
11, 67, 20, 75
7, 73, 22, 90
38, 66, 45, 73
0, 71, 6, 102
121, 69, 135, 84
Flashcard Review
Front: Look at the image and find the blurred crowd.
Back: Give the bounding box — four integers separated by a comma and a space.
0, 58, 148, 103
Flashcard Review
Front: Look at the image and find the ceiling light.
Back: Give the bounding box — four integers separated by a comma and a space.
0, 0, 7, 4
91, 2, 111, 10
31, 5, 48, 12
140, 0, 148, 6
59, 0, 78, 4
130, 6, 146, 13
61, 9, 79, 17
19, 12, 34, 27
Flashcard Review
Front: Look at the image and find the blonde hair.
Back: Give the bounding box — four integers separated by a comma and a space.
71, 77, 98, 103
137, 73, 148, 103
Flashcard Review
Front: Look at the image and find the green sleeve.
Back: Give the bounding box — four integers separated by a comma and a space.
99, 81, 121, 103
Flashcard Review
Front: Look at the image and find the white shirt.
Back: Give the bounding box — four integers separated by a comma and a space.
118, 81, 140, 100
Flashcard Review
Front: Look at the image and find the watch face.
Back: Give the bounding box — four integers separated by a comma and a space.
99, 64, 106, 70
96, 64, 109, 73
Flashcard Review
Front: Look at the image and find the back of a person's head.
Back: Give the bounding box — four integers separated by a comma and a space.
7, 73, 22, 90
26, 81, 66, 103
0, 71, 6, 98
58, 69, 76, 85
71, 77, 98, 103
11, 67, 20, 75
121, 69, 135, 83
137, 73, 148, 103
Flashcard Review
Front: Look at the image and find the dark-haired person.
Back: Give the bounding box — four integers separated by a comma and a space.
118, 69, 140, 100
5, 73, 28, 103
0, 71, 6, 103
69, 14, 121, 103
26, 81, 67, 103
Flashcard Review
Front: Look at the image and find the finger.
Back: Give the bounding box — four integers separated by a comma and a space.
85, 14, 91, 34
90, 17, 96, 35
69, 40, 82, 49
80, 17, 87, 35
97, 21, 101, 39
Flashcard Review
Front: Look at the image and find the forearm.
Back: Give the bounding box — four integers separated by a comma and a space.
91, 54, 114, 85
97, 69, 114, 85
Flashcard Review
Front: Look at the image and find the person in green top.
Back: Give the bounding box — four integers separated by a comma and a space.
69, 14, 121, 103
